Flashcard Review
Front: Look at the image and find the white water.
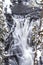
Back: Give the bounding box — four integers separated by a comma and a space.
4, 15, 40, 65
3, 0, 41, 65
11, 15, 38, 65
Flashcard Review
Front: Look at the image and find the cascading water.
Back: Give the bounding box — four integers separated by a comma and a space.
8, 15, 34, 65
2, 0, 42, 65
6, 15, 40, 65
3, 13, 41, 65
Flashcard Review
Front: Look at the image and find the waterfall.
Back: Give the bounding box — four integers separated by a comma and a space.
8, 15, 34, 65
2, 0, 41, 65
4, 14, 40, 65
